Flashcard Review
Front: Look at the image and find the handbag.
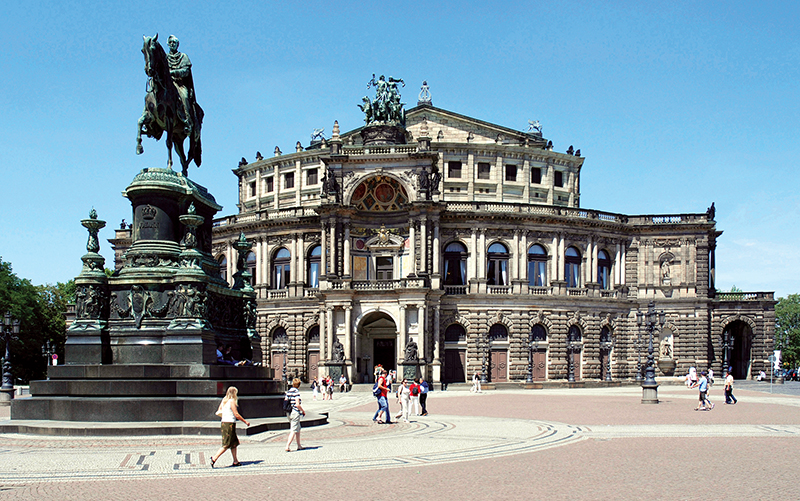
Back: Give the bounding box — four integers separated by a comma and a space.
215, 401, 224, 417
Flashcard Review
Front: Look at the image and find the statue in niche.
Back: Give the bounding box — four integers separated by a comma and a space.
661, 259, 671, 285
405, 338, 419, 363
332, 338, 345, 362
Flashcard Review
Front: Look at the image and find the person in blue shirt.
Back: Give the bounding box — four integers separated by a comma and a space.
692, 371, 714, 411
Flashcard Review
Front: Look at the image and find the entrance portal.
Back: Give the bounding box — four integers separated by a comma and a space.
725, 320, 753, 380
374, 338, 396, 372
358, 311, 398, 382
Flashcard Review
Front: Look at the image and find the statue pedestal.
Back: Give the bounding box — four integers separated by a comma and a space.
402, 363, 422, 380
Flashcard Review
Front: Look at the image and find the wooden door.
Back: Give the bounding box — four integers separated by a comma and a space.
271, 352, 286, 380
571, 350, 581, 380
307, 350, 319, 381
444, 349, 466, 383
490, 350, 507, 382
533, 349, 547, 381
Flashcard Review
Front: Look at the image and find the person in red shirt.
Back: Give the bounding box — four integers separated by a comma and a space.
372, 369, 392, 424
409, 378, 421, 416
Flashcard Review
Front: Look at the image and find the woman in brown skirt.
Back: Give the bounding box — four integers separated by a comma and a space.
211, 386, 250, 467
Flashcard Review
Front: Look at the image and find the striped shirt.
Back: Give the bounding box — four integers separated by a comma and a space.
285, 387, 301, 411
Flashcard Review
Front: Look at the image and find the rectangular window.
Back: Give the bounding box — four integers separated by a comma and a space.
477, 162, 491, 180
307, 168, 318, 185
531, 167, 541, 184
285, 172, 294, 189
376, 257, 393, 280
554, 171, 563, 187
448, 161, 462, 178
266, 177, 274, 192
505, 164, 517, 182
248, 181, 256, 197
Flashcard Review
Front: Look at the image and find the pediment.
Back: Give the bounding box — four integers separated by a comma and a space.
405, 106, 547, 146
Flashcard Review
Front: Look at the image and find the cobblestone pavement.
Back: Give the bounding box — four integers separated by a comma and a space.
0, 385, 797, 500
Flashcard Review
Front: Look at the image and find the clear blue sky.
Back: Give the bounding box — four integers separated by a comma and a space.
1, 1, 798, 298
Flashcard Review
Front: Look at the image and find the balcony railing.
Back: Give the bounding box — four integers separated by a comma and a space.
528, 286, 551, 295
716, 291, 774, 301
444, 285, 468, 295
267, 289, 288, 299
487, 286, 512, 295
567, 287, 588, 296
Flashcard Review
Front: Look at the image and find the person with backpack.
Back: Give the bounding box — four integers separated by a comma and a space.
409, 378, 421, 416
372, 369, 392, 424
419, 377, 429, 416
284, 378, 306, 451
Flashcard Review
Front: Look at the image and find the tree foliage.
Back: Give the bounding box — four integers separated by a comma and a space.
0, 257, 74, 384
775, 294, 800, 369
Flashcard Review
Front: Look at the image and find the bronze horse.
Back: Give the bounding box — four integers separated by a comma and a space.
136, 34, 203, 176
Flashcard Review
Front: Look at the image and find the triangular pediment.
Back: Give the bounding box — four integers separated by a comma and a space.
405, 105, 547, 146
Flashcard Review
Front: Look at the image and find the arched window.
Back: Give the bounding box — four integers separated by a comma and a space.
527, 244, 548, 287
272, 248, 291, 289
246, 251, 257, 286
486, 242, 509, 286
272, 326, 289, 345
565, 247, 581, 288
218, 255, 228, 283
531, 324, 547, 342
444, 242, 468, 286
444, 324, 466, 342
597, 250, 611, 290
488, 323, 508, 342
307, 245, 321, 288
568, 325, 582, 343
307, 325, 320, 344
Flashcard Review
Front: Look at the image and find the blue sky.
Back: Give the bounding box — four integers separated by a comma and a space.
1, 1, 798, 298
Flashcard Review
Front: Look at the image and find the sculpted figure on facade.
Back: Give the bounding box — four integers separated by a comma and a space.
361, 74, 406, 125
404, 338, 419, 362
332, 338, 345, 362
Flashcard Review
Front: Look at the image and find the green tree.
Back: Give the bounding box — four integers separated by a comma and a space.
0, 257, 75, 384
775, 294, 800, 369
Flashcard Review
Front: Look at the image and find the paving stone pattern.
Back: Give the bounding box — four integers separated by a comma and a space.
0, 385, 798, 500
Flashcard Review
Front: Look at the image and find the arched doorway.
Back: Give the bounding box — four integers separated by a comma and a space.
357, 311, 398, 383
488, 323, 508, 382
724, 320, 753, 380
443, 324, 467, 383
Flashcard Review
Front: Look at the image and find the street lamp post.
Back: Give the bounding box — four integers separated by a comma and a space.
1, 312, 21, 404
42, 341, 55, 381
635, 328, 643, 382
480, 331, 488, 384
722, 332, 731, 372
637, 302, 666, 404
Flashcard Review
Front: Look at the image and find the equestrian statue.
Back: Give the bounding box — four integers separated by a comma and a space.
136, 34, 204, 177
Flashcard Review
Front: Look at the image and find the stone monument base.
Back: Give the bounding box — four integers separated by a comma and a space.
11, 364, 282, 422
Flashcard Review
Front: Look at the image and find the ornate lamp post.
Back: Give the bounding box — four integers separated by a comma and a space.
480, 331, 488, 384
637, 302, 666, 404
42, 341, 55, 381
1, 312, 21, 404
635, 327, 643, 382
722, 332, 731, 372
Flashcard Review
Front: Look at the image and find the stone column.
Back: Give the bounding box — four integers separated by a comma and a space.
295, 160, 302, 206
399, 305, 407, 362
326, 307, 334, 361
432, 220, 440, 275
343, 222, 351, 277
329, 222, 337, 277
520, 231, 528, 281
420, 217, 427, 274
344, 306, 352, 361
319, 307, 327, 362
432, 305, 442, 383
292, 235, 298, 289
418, 304, 426, 365
320, 221, 327, 276
255, 238, 263, 289
255, 168, 262, 211
471, 229, 478, 284
511, 230, 519, 281
621, 243, 627, 285
479, 229, 486, 278
408, 219, 416, 276
298, 232, 305, 288
591, 238, 598, 283
551, 235, 558, 286
274, 167, 280, 209
558, 234, 565, 281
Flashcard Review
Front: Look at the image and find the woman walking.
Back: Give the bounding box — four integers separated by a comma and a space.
210, 386, 250, 468
285, 378, 306, 451
395, 378, 411, 423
